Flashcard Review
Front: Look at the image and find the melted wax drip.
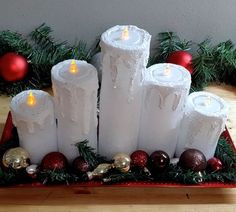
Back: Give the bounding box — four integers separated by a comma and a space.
110, 56, 119, 89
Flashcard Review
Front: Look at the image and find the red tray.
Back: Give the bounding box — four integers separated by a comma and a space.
1, 112, 236, 188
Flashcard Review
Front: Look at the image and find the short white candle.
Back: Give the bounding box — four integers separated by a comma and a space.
51, 60, 98, 161
10, 90, 58, 164
175, 91, 229, 160
138, 63, 191, 157
99, 25, 151, 158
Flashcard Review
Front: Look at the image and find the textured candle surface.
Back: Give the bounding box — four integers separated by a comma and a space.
51, 60, 98, 161
99, 25, 151, 159
138, 63, 191, 158
175, 91, 229, 160
10, 90, 58, 163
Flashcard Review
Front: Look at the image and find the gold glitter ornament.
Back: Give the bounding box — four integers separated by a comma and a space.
2, 147, 30, 169
113, 153, 131, 172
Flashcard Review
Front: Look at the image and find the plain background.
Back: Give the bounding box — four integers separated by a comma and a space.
1, 0, 236, 49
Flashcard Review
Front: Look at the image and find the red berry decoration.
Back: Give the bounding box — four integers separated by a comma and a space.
0, 52, 29, 82
166, 50, 193, 74
149, 150, 170, 172
179, 149, 207, 171
130, 150, 149, 168
207, 157, 223, 172
41, 152, 68, 170
72, 156, 90, 173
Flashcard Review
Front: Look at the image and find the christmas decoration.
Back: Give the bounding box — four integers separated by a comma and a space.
40, 152, 68, 170
113, 153, 131, 173
0, 52, 29, 82
166, 50, 193, 74
72, 156, 90, 174
207, 157, 223, 172
26, 164, 38, 179
149, 150, 170, 172
179, 149, 207, 171
87, 163, 112, 180
0, 24, 98, 96
130, 150, 149, 168
2, 147, 30, 169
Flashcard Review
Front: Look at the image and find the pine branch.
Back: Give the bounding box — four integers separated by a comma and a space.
75, 140, 108, 169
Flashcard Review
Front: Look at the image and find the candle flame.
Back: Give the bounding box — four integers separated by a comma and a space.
69, 59, 79, 74
164, 64, 171, 76
121, 26, 129, 40
204, 96, 211, 106
26, 91, 36, 106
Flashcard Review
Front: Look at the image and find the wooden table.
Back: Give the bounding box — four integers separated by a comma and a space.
0, 84, 236, 212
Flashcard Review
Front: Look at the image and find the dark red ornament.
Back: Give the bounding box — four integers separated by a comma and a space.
166, 50, 193, 74
149, 150, 170, 171
130, 150, 149, 168
179, 149, 207, 171
207, 157, 223, 172
72, 156, 90, 173
41, 152, 68, 170
0, 52, 29, 82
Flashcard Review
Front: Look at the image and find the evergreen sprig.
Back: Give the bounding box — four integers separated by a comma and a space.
75, 140, 108, 169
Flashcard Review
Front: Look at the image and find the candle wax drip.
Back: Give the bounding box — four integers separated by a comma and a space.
110, 56, 118, 89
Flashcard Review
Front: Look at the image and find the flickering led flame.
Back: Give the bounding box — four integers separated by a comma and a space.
26, 91, 36, 106
69, 60, 79, 74
121, 26, 129, 40
164, 64, 171, 76
204, 96, 212, 106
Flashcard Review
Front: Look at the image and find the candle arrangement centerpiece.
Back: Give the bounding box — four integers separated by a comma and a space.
0, 25, 235, 186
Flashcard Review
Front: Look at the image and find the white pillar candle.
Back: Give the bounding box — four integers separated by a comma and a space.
10, 90, 58, 164
51, 60, 98, 161
175, 91, 229, 160
138, 63, 191, 158
99, 25, 151, 159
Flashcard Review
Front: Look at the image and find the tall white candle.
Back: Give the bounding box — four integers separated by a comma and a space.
51, 60, 98, 161
138, 63, 191, 158
175, 91, 229, 160
99, 25, 151, 159
10, 90, 58, 164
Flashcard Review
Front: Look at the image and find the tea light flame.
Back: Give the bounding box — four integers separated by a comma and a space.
121, 26, 129, 40
164, 64, 171, 76
69, 60, 79, 74
26, 91, 36, 106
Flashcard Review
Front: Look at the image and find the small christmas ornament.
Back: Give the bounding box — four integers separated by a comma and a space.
87, 163, 112, 180
130, 150, 149, 168
2, 147, 30, 169
26, 164, 39, 179
41, 152, 68, 170
72, 156, 90, 173
0, 52, 29, 82
207, 157, 223, 172
170, 158, 179, 165
149, 150, 170, 172
179, 149, 207, 171
113, 153, 131, 172
166, 50, 193, 74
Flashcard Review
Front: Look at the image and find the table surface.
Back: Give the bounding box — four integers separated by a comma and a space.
0, 84, 236, 212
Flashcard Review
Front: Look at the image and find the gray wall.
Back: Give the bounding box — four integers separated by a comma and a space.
1, 0, 236, 48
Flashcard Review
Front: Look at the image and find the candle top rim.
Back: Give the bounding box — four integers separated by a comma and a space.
146, 63, 191, 87
189, 91, 229, 116
101, 25, 151, 51
51, 59, 98, 87
10, 90, 53, 120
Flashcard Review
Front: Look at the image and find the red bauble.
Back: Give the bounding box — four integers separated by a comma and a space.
72, 156, 90, 173
0, 52, 29, 82
41, 152, 68, 170
207, 157, 223, 172
166, 51, 193, 74
130, 150, 149, 168
149, 150, 170, 172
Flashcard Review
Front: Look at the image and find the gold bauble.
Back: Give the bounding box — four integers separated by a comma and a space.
113, 153, 131, 172
2, 147, 30, 169
87, 163, 112, 180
